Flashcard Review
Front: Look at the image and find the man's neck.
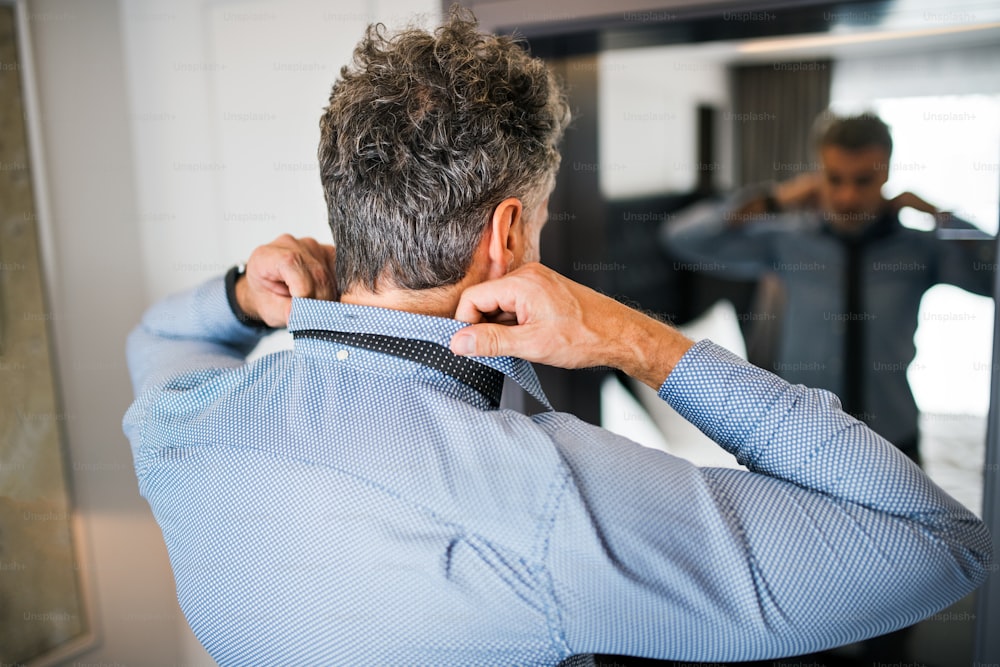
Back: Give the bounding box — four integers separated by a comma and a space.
340, 284, 463, 319
339, 261, 495, 319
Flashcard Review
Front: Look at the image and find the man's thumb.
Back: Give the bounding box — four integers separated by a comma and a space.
450, 323, 512, 358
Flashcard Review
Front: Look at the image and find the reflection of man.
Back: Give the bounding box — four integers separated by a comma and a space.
662, 113, 994, 465
123, 16, 990, 666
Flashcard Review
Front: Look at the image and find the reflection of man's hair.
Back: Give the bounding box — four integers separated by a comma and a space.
318, 8, 571, 294
814, 111, 893, 158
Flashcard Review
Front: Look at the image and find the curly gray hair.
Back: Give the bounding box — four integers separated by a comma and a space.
318, 9, 570, 293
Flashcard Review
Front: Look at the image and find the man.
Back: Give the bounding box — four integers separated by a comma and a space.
661, 113, 994, 466
123, 13, 990, 666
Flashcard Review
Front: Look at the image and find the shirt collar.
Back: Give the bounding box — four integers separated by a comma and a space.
288, 298, 552, 410
820, 207, 899, 243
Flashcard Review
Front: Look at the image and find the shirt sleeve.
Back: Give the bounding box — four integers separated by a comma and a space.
124, 275, 270, 395
545, 339, 991, 662
659, 187, 785, 280
122, 276, 272, 459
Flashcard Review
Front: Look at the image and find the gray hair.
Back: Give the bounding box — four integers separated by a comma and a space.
318, 9, 570, 292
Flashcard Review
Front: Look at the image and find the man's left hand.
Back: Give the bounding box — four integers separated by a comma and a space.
889, 191, 938, 216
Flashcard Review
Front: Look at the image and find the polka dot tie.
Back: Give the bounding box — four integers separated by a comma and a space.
293, 329, 505, 407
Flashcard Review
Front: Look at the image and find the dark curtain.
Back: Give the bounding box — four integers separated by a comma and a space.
729, 59, 832, 371
732, 59, 833, 186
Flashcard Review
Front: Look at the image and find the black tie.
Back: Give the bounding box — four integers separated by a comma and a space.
293, 329, 505, 408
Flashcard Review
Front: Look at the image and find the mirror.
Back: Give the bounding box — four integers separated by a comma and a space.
515, 1, 999, 663
599, 7, 998, 478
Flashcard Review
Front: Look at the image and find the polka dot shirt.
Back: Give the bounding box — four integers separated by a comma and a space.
123, 276, 991, 666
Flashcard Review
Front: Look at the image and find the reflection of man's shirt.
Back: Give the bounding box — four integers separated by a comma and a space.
123, 277, 989, 666
662, 192, 995, 449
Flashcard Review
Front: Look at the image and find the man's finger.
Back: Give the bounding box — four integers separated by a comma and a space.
281, 254, 316, 298
450, 322, 527, 358
323, 245, 338, 288
453, 288, 496, 324
291, 238, 337, 300
453, 278, 525, 324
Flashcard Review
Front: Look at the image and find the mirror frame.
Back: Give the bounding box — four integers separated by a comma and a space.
3, 0, 100, 663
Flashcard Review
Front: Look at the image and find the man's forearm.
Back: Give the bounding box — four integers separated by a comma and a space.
659, 190, 779, 281
662, 341, 989, 563
609, 306, 693, 391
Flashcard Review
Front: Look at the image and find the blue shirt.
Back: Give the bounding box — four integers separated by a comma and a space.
123, 275, 991, 666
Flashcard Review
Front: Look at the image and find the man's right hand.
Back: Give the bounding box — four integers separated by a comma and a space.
237, 234, 337, 328
449, 263, 694, 390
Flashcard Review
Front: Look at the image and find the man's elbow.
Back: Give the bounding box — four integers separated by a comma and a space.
956, 515, 993, 588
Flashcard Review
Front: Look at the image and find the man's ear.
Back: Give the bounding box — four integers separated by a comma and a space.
485, 197, 524, 279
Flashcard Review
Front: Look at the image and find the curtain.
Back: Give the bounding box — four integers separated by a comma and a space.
731, 59, 833, 186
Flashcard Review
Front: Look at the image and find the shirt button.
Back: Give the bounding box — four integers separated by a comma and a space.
336, 349, 349, 361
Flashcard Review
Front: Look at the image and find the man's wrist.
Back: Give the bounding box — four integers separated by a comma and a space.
614, 307, 694, 391
224, 265, 272, 329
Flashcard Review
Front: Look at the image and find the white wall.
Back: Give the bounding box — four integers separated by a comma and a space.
598, 43, 733, 199
830, 41, 1000, 104
25, 0, 437, 664
120, 0, 439, 303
